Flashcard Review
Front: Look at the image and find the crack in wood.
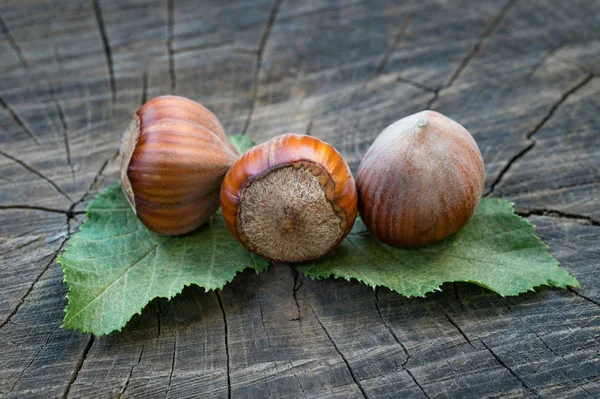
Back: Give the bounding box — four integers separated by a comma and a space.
241, 0, 285, 135
0, 235, 69, 330
326, 16, 429, 137
156, 299, 163, 339
164, 339, 177, 399
517, 209, 600, 227
290, 367, 308, 399
341, 16, 430, 125
404, 367, 432, 398
481, 340, 538, 396
373, 288, 410, 361
442, 310, 540, 395
443, 312, 475, 349
310, 306, 369, 399
453, 283, 466, 311
373, 289, 430, 397
117, 344, 144, 399
525, 75, 595, 141
256, 291, 272, 349
92, 0, 116, 102
47, 79, 74, 176
0, 23, 64, 157
67, 148, 120, 215
61, 335, 95, 399
497, 295, 512, 311
376, 17, 412, 74
396, 76, 437, 93
448, 0, 519, 89
425, 89, 439, 109
167, 0, 176, 92
485, 141, 534, 196
0, 204, 69, 214
67, 212, 76, 236
290, 266, 304, 332
486, 74, 595, 197
567, 288, 600, 309
554, 54, 595, 76
0, 15, 32, 72
215, 291, 232, 399
9, 326, 58, 393
526, 45, 562, 80
0, 16, 65, 149
333, 16, 432, 137
0, 236, 43, 257
1, 17, 78, 174
429, 0, 519, 109
529, 329, 558, 356
0, 93, 41, 146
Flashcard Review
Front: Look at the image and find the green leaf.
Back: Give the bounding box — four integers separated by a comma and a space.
58, 184, 268, 336
299, 198, 579, 297
228, 134, 256, 155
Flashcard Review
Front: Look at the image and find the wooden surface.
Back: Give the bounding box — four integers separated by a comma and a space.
1, 0, 599, 397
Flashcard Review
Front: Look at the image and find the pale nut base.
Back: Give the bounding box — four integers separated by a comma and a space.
237, 163, 344, 263
120, 115, 141, 213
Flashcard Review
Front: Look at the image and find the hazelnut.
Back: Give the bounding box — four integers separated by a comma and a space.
121, 95, 239, 235
220, 134, 357, 263
356, 110, 484, 247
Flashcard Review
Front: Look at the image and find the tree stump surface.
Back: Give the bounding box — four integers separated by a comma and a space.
1, 0, 599, 398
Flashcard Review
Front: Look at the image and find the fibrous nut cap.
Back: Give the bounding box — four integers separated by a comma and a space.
220, 134, 358, 263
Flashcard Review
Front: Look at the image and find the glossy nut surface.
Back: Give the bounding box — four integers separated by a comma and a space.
357, 110, 485, 248
121, 95, 239, 235
220, 134, 357, 263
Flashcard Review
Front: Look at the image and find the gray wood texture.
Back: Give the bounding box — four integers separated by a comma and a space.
1, 0, 599, 397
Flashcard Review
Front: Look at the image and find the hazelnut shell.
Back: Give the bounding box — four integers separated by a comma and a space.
121, 95, 239, 236
220, 134, 358, 263
356, 110, 485, 248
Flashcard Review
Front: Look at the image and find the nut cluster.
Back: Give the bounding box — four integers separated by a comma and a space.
120, 95, 485, 261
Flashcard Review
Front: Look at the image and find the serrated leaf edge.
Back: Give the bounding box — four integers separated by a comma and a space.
58, 185, 269, 336
59, 251, 268, 336
300, 198, 579, 298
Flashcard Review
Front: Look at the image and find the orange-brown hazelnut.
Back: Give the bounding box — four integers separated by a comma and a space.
220, 134, 357, 263
356, 110, 485, 248
120, 95, 239, 235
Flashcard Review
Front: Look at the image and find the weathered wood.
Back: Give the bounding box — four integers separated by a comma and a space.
1, 0, 599, 398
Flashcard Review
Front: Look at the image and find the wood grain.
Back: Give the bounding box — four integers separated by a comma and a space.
1, 0, 599, 397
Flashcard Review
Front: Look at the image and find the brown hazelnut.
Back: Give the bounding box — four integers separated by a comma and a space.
120, 95, 239, 235
356, 110, 484, 247
220, 134, 358, 263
